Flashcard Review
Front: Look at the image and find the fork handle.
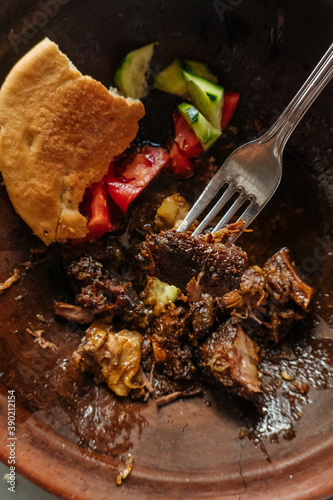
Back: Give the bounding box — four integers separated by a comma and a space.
260, 42, 333, 153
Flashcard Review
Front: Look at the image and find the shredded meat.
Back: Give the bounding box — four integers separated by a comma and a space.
139, 224, 248, 295
26, 328, 58, 351
54, 302, 95, 324
155, 386, 203, 407
218, 249, 314, 342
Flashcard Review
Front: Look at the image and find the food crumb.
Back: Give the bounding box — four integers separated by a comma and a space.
0, 268, 21, 294
118, 411, 127, 424
281, 370, 294, 381
116, 454, 134, 486
253, 118, 262, 131
238, 429, 247, 439
291, 380, 309, 394
26, 328, 58, 351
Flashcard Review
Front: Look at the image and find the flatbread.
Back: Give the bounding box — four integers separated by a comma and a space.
0, 38, 145, 244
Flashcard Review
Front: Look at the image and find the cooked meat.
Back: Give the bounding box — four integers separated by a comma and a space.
263, 248, 314, 310
65, 234, 313, 408
54, 302, 95, 324
190, 293, 216, 339
186, 276, 203, 303
155, 386, 203, 407
69, 255, 103, 282
198, 319, 261, 400
139, 225, 248, 295
75, 278, 126, 314
218, 265, 268, 314
218, 248, 315, 342
73, 321, 144, 397
152, 305, 196, 385
115, 282, 151, 328
68, 254, 124, 316
68, 255, 149, 327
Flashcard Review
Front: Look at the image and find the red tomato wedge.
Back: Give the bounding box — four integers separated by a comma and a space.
173, 111, 203, 158
86, 183, 112, 238
167, 141, 195, 179
221, 92, 240, 129
75, 183, 123, 243
105, 145, 169, 212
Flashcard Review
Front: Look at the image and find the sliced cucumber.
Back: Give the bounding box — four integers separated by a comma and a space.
182, 71, 224, 130
114, 41, 157, 99
154, 58, 218, 98
178, 103, 221, 151
154, 58, 189, 98
182, 60, 218, 83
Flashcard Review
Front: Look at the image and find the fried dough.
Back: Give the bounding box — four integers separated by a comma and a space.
0, 38, 145, 244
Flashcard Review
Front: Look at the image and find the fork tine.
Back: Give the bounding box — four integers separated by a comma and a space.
191, 182, 236, 235
177, 170, 231, 232
226, 200, 259, 244
211, 190, 247, 233
236, 199, 260, 228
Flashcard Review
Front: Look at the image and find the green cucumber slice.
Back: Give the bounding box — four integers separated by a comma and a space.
178, 103, 221, 151
182, 60, 218, 83
114, 41, 157, 99
154, 58, 189, 98
182, 71, 224, 130
154, 58, 218, 98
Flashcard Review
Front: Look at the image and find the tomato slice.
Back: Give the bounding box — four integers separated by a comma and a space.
166, 141, 195, 179
173, 111, 203, 158
221, 92, 240, 129
74, 183, 122, 244
105, 145, 169, 212
86, 182, 112, 238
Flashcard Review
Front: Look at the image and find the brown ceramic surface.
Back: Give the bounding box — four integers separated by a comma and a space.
0, 1, 333, 499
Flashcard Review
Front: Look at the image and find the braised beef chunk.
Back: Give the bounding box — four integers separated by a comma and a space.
139, 228, 248, 295
263, 248, 314, 310
67, 255, 149, 328
218, 249, 314, 342
198, 319, 261, 400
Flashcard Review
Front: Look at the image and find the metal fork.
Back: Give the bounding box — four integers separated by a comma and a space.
177, 43, 333, 242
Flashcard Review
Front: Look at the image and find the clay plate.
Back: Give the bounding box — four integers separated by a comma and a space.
0, 0, 333, 499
